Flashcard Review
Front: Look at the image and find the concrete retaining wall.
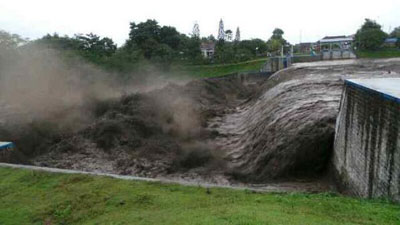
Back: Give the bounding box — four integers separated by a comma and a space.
322, 50, 356, 60
261, 57, 292, 73
291, 55, 322, 63
334, 80, 400, 202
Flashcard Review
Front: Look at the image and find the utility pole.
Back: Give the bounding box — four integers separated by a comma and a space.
291, 45, 294, 57
299, 29, 302, 44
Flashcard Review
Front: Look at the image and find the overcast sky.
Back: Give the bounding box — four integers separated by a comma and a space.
0, 0, 399, 46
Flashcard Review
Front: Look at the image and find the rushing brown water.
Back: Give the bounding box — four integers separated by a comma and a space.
2, 58, 400, 192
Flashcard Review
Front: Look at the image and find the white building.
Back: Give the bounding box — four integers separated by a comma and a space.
200, 42, 215, 58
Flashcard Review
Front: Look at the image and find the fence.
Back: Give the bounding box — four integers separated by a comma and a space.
321, 50, 356, 60
206, 71, 273, 83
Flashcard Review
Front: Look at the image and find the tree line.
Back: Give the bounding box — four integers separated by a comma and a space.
355, 19, 400, 50
0, 18, 399, 73
0, 19, 292, 72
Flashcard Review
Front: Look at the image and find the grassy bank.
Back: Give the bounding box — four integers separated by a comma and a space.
0, 167, 399, 225
172, 58, 267, 78
357, 49, 400, 58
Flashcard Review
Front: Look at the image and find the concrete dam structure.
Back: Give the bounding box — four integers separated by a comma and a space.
334, 78, 400, 202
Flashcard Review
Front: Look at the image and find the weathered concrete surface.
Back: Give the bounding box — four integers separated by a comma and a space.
346, 78, 400, 99
334, 79, 400, 202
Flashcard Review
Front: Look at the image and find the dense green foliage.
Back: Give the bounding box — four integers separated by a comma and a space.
125, 19, 202, 66
213, 39, 268, 64
35, 33, 117, 58
389, 27, 400, 48
0, 30, 27, 49
32, 33, 123, 69
1, 21, 295, 79
266, 28, 290, 55
390, 26, 400, 38
356, 48, 400, 58
22, 19, 271, 72
0, 167, 399, 225
355, 19, 388, 50
2, 18, 399, 81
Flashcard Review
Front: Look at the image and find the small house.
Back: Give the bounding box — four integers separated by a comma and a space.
319, 35, 354, 51
383, 38, 399, 48
200, 42, 215, 58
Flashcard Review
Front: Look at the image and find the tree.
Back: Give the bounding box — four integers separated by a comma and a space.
0, 30, 27, 49
390, 27, 400, 47
34, 33, 117, 64
0, 30, 27, 70
266, 28, 288, 54
127, 20, 161, 59
214, 40, 234, 63
225, 30, 233, 41
205, 35, 216, 42
354, 19, 388, 50
35, 33, 80, 50
218, 19, 225, 41
272, 28, 284, 39
126, 19, 184, 64
390, 26, 400, 38
75, 33, 117, 58
159, 26, 182, 50
238, 39, 267, 56
183, 37, 202, 63
235, 27, 241, 42
192, 22, 200, 38
151, 43, 174, 68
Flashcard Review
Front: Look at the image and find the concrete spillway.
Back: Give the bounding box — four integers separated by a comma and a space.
211, 59, 400, 182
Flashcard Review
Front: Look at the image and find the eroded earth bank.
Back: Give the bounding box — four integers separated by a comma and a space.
2, 58, 400, 191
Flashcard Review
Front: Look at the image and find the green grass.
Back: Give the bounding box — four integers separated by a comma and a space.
172, 58, 267, 78
0, 167, 399, 225
357, 49, 400, 58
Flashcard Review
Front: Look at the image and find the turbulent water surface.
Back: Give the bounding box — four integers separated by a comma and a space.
2, 58, 400, 192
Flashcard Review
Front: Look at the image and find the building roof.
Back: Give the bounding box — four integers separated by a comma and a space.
297, 42, 313, 46
346, 78, 400, 101
322, 35, 347, 39
320, 36, 354, 43
200, 42, 215, 50
384, 38, 398, 43
0, 142, 14, 150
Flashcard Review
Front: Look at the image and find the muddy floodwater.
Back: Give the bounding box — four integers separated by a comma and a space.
1, 58, 400, 192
